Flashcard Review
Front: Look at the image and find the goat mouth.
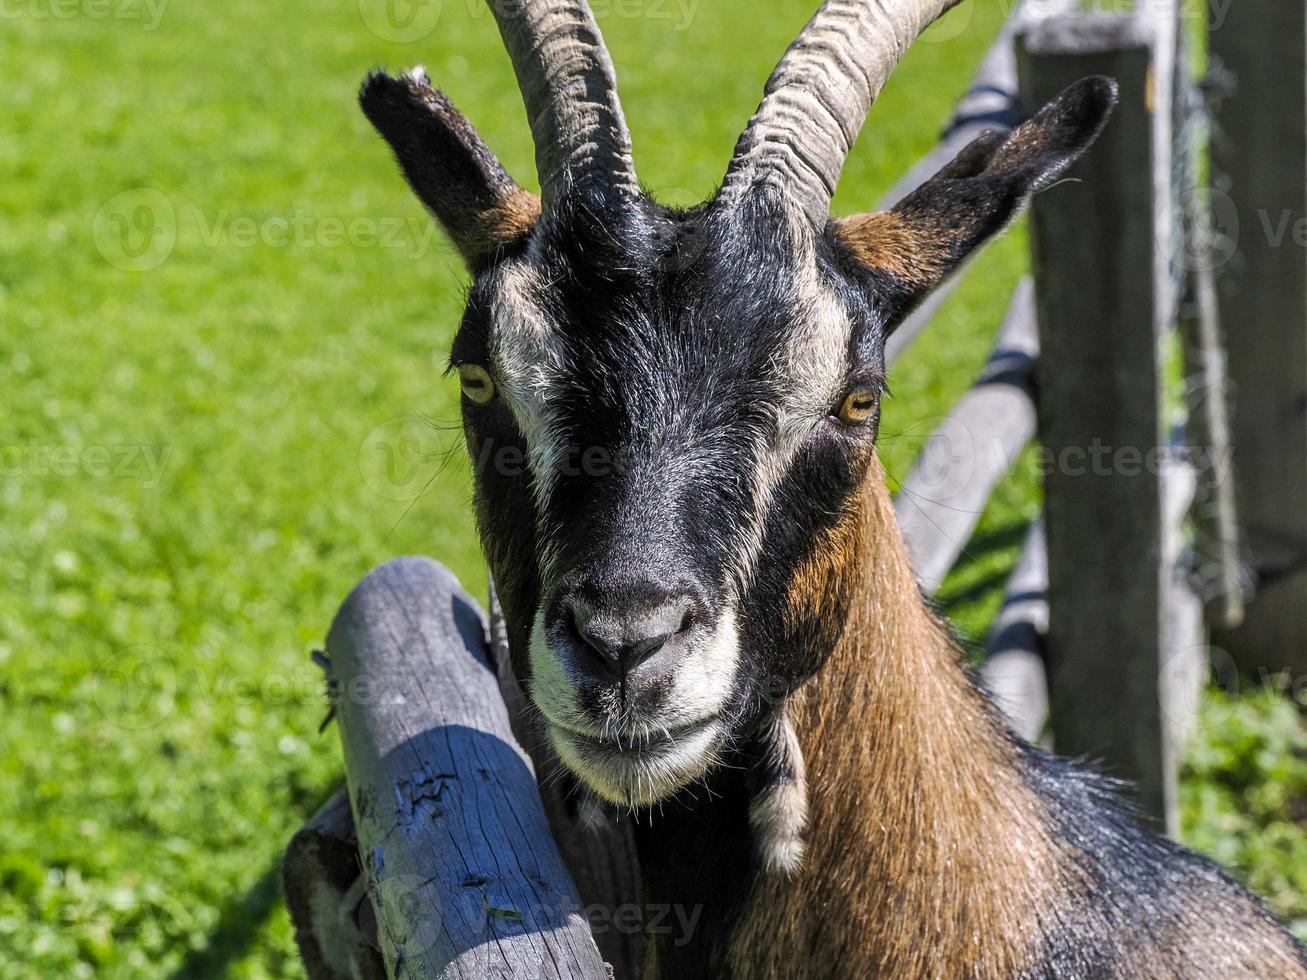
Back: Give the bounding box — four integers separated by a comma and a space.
549, 715, 718, 756
543, 714, 726, 805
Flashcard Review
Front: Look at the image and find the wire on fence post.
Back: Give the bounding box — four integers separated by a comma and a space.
1208, 0, 1307, 676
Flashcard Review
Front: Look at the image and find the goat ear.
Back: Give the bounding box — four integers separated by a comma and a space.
360, 68, 541, 273
831, 76, 1117, 321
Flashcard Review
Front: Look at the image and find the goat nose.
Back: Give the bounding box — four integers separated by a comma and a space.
568, 595, 694, 676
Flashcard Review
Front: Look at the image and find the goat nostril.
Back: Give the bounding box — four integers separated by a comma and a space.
565, 595, 696, 677
574, 618, 622, 672
625, 629, 675, 669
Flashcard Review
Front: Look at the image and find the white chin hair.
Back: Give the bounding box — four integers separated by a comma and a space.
546, 719, 726, 806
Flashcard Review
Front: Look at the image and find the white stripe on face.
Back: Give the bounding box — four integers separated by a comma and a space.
731, 212, 853, 594
485, 206, 850, 604
486, 260, 570, 582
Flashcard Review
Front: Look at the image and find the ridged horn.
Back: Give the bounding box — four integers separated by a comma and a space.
486, 0, 638, 209
719, 0, 966, 226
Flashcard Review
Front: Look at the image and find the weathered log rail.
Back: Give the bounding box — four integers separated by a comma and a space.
286, 559, 616, 979
284, 560, 646, 980
894, 279, 1037, 593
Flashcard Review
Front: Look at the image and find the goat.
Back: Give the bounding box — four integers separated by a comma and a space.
358, 0, 1307, 975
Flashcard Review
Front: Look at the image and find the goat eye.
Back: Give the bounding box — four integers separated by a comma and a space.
836, 387, 877, 425
458, 364, 496, 405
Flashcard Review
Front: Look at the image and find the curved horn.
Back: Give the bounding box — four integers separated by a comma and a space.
487, 0, 638, 209
719, 0, 965, 227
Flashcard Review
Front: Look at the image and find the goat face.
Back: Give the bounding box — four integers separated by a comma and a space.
453, 191, 891, 803
360, 2, 1115, 806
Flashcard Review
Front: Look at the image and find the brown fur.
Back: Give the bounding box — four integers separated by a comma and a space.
463, 187, 541, 265
723, 456, 1306, 978
727, 456, 1076, 979
832, 212, 949, 291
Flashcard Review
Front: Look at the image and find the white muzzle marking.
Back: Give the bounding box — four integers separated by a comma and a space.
528, 607, 741, 804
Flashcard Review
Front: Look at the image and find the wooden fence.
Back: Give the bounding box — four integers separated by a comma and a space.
284, 0, 1302, 973
892, 0, 1281, 836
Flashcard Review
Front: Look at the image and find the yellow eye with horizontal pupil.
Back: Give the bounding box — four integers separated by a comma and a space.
458, 364, 496, 405
837, 387, 878, 424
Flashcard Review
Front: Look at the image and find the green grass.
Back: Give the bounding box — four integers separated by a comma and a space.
1, 0, 1302, 975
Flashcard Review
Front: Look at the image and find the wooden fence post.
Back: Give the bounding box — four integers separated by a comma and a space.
284, 789, 385, 980
284, 571, 645, 980
306, 557, 610, 979
1209, 0, 1307, 676
1019, 8, 1186, 832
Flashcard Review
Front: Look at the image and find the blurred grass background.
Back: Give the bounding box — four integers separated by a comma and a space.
0, 0, 1303, 975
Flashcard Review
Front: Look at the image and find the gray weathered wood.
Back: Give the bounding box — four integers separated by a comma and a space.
1209, 0, 1307, 674
896, 279, 1038, 592
325, 557, 609, 979
980, 519, 1050, 745
1161, 456, 1206, 762
284, 788, 385, 980
1020, 5, 1182, 832
1175, 33, 1244, 632
286, 783, 639, 980
283, 575, 645, 980
981, 456, 1204, 756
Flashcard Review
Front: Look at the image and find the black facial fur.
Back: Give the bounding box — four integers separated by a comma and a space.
454, 188, 891, 744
